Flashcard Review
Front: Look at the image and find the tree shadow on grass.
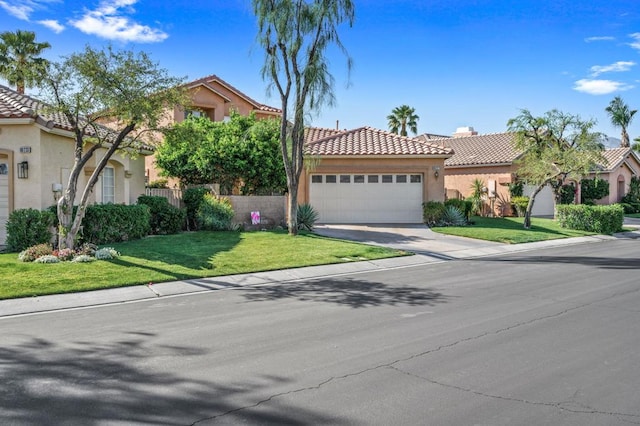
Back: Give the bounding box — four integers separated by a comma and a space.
241, 276, 450, 308
0, 333, 348, 425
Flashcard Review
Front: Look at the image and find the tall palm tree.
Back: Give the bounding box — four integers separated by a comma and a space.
0, 30, 51, 94
387, 105, 419, 136
605, 96, 637, 148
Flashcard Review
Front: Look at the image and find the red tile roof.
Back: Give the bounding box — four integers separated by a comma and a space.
442, 132, 522, 167
0, 84, 153, 151
599, 147, 640, 171
186, 74, 281, 114
305, 126, 452, 156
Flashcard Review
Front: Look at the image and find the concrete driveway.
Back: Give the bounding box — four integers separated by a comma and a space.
314, 223, 502, 258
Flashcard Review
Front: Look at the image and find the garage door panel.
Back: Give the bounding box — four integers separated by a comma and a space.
310, 174, 423, 223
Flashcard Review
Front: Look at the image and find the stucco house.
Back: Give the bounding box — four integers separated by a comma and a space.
589, 147, 640, 204
145, 74, 281, 184
298, 126, 453, 223
0, 84, 149, 246
433, 127, 639, 216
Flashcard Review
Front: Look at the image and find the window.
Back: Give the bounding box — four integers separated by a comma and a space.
326, 175, 337, 183
410, 174, 422, 183
368, 175, 379, 183
102, 167, 115, 203
354, 175, 365, 183
396, 175, 407, 183
311, 175, 323, 183
382, 175, 393, 183
340, 175, 351, 183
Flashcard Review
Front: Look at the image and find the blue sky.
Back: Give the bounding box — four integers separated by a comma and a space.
1, 0, 639, 142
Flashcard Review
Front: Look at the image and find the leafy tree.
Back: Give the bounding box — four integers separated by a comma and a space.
0, 30, 51, 94
507, 109, 604, 229
387, 105, 419, 136
39, 45, 185, 249
156, 112, 286, 195
253, 0, 355, 235
605, 96, 636, 148
633, 136, 640, 152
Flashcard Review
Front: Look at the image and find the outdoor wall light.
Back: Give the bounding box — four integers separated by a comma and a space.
17, 161, 28, 179
432, 166, 441, 179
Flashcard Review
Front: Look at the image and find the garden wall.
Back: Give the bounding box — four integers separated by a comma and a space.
227, 195, 287, 230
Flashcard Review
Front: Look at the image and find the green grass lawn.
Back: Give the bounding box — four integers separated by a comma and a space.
431, 216, 596, 244
626, 213, 640, 218
0, 231, 407, 300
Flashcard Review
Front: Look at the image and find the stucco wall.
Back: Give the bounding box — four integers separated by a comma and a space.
299, 156, 447, 206
227, 195, 286, 229
0, 122, 147, 210
444, 165, 516, 215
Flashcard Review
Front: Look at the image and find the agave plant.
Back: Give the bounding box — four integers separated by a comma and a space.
297, 204, 319, 231
439, 205, 467, 226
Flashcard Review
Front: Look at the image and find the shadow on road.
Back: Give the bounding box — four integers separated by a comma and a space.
479, 255, 640, 270
242, 276, 449, 308
0, 333, 347, 425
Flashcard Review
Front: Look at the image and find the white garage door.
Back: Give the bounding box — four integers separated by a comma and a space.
0, 162, 9, 246
524, 184, 555, 216
309, 173, 424, 223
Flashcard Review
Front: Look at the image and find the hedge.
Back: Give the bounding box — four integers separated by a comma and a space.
556, 204, 624, 234
137, 195, 185, 235
5, 208, 55, 252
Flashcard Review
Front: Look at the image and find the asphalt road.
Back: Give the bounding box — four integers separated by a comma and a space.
2, 238, 639, 425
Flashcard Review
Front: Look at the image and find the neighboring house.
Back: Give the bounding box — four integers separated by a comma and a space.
298, 126, 453, 223
145, 74, 281, 185
430, 128, 555, 216
589, 148, 640, 204
0, 84, 149, 246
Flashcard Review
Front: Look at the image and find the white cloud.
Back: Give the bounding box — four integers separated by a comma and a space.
70, 0, 168, 43
590, 61, 636, 77
38, 19, 64, 33
0, 0, 33, 20
585, 36, 615, 42
629, 33, 640, 51
573, 79, 633, 95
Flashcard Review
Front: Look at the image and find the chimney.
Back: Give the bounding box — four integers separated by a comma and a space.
453, 126, 478, 138
336, 120, 339, 130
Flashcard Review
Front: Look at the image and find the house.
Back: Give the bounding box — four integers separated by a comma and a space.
589, 147, 640, 204
434, 127, 640, 215
0, 84, 149, 246
144, 74, 281, 185
430, 127, 555, 216
298, 126, 453, 223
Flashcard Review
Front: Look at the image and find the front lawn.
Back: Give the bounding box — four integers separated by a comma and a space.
626, 213, 640, 218
431, 216, 595, 244
0, 231, 407, 300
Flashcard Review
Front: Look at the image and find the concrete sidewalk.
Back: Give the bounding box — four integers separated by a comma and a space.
1, 227, 639, 318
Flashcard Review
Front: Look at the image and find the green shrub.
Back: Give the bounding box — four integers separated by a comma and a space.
423, 201, 446, 226
183, 187, 210, 230
581, 178, 609, 204
621, 176, 640, 204
439, 205, 467, 226
511, 196, 529, 217
147, 179, 168, 188
445, 199, 473, 220
558, 184, 577, 205
137, 195, 185, 235
6, 208, 55, 252
197, 195, 235, 231
508, 181, 524, 197
297, 204, 319, 231
556, 204, 624, 234
619, 202, 640, 214
18, 243, 53, 262
95, 247, 120, 260
82, 204, 151, 244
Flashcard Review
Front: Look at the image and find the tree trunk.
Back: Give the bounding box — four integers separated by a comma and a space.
287, 181, 299, 235
523, 184, 544, 229
621, 129, 630, 148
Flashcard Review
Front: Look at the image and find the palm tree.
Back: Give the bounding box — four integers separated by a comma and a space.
387, 105, 419, 136
0, 30, 51, 94
605, 96, 637, 148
